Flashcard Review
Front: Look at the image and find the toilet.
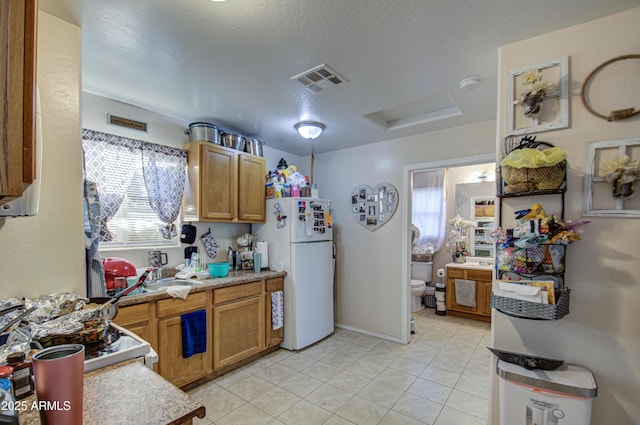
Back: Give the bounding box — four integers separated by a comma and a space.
410, 261, 433, 312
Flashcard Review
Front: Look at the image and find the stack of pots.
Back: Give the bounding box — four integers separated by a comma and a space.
184, 122, 264, 157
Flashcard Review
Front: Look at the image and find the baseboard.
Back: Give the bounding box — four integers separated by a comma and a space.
334, 322, 404, 344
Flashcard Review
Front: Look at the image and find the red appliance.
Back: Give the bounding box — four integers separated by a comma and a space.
103, 257, 137, 295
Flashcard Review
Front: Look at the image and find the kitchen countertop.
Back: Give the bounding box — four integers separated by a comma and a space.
119, 269, 287, 307
18, 359, 205, 425
445, 262, 494, 271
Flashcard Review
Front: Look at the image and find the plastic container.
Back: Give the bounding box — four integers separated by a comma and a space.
497, 359, 597, 425
291, 183, 301, 197
208, 262, 230, 277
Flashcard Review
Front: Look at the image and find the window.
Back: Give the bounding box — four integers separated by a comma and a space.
411, 169, 447, 251
82, 129, 187, 249
103, 165, 179, 248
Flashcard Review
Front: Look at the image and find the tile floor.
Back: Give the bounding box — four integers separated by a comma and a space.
188, 309, 492, 425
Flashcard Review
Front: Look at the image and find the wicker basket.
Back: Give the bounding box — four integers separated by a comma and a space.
491, 288, 570, 320
501, 161, 566, 193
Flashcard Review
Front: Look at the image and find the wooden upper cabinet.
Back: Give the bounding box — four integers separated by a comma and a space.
237, 152, 266, 221
0, 0, 37, 202
183, 141, 265, 223
200, 143, 236, 220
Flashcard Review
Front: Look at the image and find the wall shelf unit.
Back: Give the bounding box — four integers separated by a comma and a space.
492, 165, 571, 320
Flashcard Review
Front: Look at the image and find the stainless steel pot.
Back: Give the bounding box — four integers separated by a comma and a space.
221, 133, 246, 151
184, 122, 220, 144
246, 139, 265, 157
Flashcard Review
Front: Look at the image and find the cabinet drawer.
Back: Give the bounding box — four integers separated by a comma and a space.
266, 277, 284, 292
446, 268, 464, 278
467, 269, 492, 281
214, 282, 262, 304
114, 303, 150, 326
157, 292, 207, 317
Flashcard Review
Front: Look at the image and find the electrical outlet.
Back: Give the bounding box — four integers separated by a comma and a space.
225, 240, 232, 250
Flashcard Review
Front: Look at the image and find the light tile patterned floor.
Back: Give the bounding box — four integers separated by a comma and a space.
188, 309, 491, 425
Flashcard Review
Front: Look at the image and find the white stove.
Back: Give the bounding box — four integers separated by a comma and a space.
83, 323, 157, 372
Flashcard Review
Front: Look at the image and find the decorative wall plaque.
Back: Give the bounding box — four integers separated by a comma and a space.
350, 183, 398, 231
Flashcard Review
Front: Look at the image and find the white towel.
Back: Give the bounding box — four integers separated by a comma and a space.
271, 291, 283, 330
454, 279, 476, 307
166, 285, 191, 300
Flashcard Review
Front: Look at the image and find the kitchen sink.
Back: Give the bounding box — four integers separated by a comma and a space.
141, 278, 206, 292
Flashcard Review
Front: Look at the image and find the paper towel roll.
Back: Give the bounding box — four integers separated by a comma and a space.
437, 268, 445, 278
256, 241, 269, 269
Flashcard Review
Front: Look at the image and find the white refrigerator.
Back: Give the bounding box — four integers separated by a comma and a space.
255, 197, 334, 350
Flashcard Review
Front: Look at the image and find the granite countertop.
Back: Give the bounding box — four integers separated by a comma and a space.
18, 360, 205, 425
119, 269, 287, 307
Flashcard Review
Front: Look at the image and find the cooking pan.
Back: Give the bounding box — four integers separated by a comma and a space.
92, 267, 153, 321
488, 347, 564, 371
88, 297, 119, 322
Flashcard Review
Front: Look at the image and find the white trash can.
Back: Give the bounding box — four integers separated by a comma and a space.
497, 359, 597, 425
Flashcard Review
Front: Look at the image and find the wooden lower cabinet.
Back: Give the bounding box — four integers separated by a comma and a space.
113, 302, 158, 372
265, 277, 284, 347
158, 315, 209, 387
213, 282, 265, 370
156, 292, 209, 387
446, 266, 492, 322
116, 276, 285, 389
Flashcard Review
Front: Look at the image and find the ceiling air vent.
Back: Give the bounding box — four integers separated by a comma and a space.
291, 64, 347, 94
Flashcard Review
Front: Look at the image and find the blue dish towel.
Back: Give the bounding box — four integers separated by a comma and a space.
181, 309, 207, 358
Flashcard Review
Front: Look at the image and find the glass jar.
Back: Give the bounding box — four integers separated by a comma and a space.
6, 351, 34, 400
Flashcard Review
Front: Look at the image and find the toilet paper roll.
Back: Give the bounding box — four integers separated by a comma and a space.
437, 268, 446, 278
256, 241, 269, 269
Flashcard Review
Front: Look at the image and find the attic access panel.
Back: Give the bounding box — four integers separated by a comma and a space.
364, 93, 462, 131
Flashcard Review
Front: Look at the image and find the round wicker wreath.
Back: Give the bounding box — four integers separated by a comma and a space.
580, 54, 640, 122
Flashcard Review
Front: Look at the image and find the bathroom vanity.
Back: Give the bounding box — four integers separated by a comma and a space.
445, 261, 493, 322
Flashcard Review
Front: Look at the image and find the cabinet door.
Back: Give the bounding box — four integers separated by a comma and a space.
213, 295, 265, 370
0, 0, 36, 200
200, 144, 237, 220
114, 303, 157, 350
477, 281, 493, 316
265, 277, 284, 347
446, 278, 478, 313
158, 314, 209, 387
237, 153, 266, 222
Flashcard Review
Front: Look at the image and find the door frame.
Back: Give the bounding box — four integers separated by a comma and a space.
400, 153, 496, 343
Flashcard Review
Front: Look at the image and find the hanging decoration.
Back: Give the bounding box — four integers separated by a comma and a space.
580, 54, 640, 122
350, 183, 398, 231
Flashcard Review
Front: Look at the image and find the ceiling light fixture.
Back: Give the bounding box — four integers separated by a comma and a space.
458, 77, 481, 92
294, 121, 326, 140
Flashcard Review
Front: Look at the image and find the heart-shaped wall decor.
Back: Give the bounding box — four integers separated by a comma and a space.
350, 183, 398, 231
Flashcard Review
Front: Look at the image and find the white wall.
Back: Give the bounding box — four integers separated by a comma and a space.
493, 7, 640, 424
313, 120, 496, 340
0, 13, 84, 299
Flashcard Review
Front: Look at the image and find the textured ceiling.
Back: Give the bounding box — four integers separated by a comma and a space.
40, 0, 639, 155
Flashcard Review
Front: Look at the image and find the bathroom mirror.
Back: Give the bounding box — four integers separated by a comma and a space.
455, 182, 496, 257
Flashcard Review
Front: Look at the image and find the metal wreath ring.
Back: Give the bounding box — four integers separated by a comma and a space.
580, 54, 640, 122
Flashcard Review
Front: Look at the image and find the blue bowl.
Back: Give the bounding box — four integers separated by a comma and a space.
208, 262, 230, 278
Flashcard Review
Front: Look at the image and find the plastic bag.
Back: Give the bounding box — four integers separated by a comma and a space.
501, 147, 567, 169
